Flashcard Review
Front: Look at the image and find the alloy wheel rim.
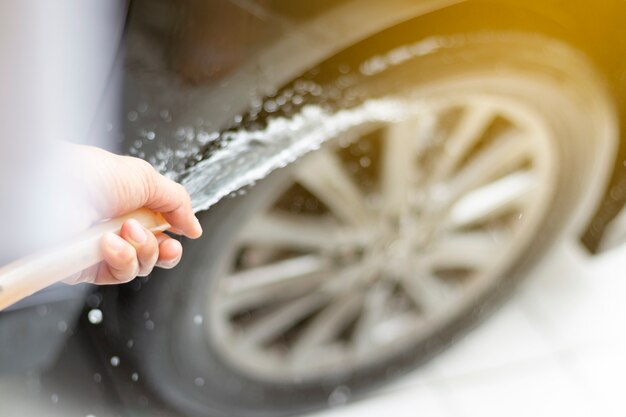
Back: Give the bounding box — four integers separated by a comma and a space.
205, 87, 558, 382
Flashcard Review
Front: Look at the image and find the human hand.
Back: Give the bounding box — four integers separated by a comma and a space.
64, 145, 202, 285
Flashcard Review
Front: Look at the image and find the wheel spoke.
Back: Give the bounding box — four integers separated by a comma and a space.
222, 255, 329, 295
448, 171, 535, 228
239, 212, 341, 251
293, 344, 350, 372
220, 255, 331, 311
399, 272, 452, 314
240, 291, 331, 348
420, 231, 499, 271
354, 282, 394, 349
291, 292, 363, 361
432, 104, 495, 181
446, 132, 530, 202
295, 149, 371, 226
381, 120, 420, 214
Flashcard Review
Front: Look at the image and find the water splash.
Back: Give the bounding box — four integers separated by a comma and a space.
181, 99, 425, 213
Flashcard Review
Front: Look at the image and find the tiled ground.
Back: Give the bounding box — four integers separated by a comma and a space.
313, 240, 626, 417
2, 239, 625, 417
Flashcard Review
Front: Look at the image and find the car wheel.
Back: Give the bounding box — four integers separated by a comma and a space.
117, 32, 617, 417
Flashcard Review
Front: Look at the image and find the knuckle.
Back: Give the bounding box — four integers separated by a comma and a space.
146, 232, 159, 251
139, 242, 158, 263
117, 246, 136, 264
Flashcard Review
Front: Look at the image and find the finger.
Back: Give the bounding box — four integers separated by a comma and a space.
119, 219, 159, 277
148, 180, 202, 239
126, 157, 201, 238
155, 235, 183, 269
167, 226, 185, 236
140, 163, 201, 239
80, 150, 202, 239
97, 232, 139, 284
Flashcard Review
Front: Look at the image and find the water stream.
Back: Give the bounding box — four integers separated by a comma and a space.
179, 98, 426, 213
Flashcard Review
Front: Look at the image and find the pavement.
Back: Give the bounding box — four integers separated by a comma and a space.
2, 238, 626, 417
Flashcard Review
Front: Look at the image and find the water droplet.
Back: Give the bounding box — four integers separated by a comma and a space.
145, 320, 155, 330
131, 372, 139, 382
263, 100, 278, 113
93, 373, 102, 383
86, 294, 102, 308
143, 311, 150, 319
276, 95, 287, 106
87, 309, 103, 324
193, 315, 203, 325
194, 377, 205, 387
137, 102, 148, 113
57, 321, 68, 333
328, 385, 351, 407
86, 414, 96, 417
36, 305, 48, 317
127, 111, 138, 122
294, 80, 307, 93
359, 156, 371, 168
146, 131, 155, 141
127, 339, 134, 348
310, 85, 323, 96
110, 356, 120, 367
50, 394, 59, 404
